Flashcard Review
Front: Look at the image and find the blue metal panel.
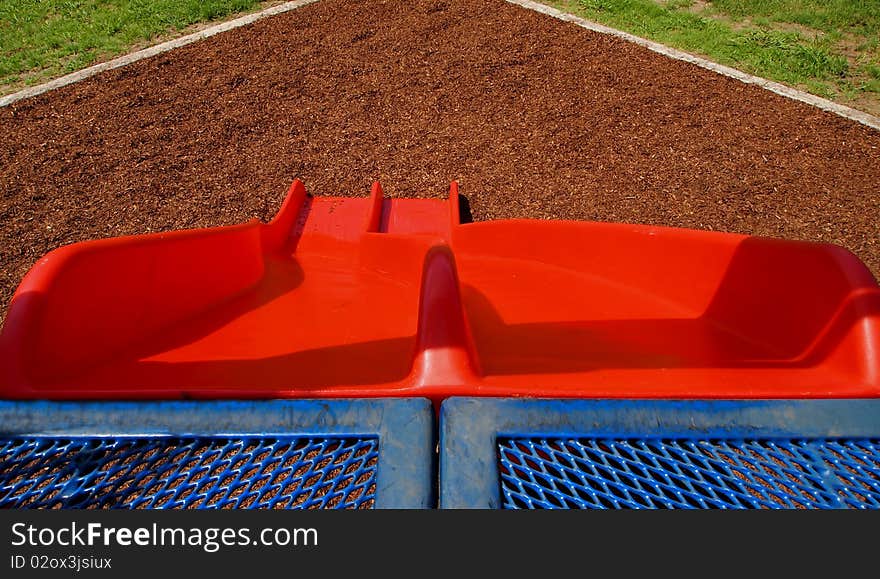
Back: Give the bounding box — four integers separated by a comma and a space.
439, 398, 880, 509
498, 437, 880, 509
0, 399, 434, 509
1, 436, 379, 509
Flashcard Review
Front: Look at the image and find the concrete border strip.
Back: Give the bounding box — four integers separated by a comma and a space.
0, 0, 319, 108
2, 0, 878, 132
506, 0, 880, 132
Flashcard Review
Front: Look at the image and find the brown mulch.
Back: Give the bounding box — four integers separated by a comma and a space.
2, 0, 879, 328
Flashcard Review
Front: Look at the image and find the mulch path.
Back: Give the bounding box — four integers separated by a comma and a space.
2, 0, 879, 327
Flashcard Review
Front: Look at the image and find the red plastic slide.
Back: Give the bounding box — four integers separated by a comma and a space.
1, 180, 878, 403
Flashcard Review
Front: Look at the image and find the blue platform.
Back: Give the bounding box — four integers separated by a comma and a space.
0, 398, 434, 509
440, 398, 880, 509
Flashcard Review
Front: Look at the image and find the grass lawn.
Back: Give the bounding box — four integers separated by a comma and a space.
0, 0, 266, 94
1, 0, 878, 116
548, 0, 880, 115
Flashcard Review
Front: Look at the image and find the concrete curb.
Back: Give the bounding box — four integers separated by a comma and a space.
0, 0, 319, 108
506, 0, 880, 132
3, 0, 878, 133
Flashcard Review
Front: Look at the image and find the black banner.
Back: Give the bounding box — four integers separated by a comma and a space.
0, 510, 875, 576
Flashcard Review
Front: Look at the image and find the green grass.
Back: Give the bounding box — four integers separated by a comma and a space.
551, 0, 880, 114
708, 0, 880, 36
0, 0, 262, 92
1, 0, 878, 114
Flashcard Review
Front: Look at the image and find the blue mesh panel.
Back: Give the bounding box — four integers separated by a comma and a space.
0, 436, 378, 509
498, 438, 880, 509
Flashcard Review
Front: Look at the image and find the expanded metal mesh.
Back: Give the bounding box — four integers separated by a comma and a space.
0, 436, 378, 509
498, 438, 880, 509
